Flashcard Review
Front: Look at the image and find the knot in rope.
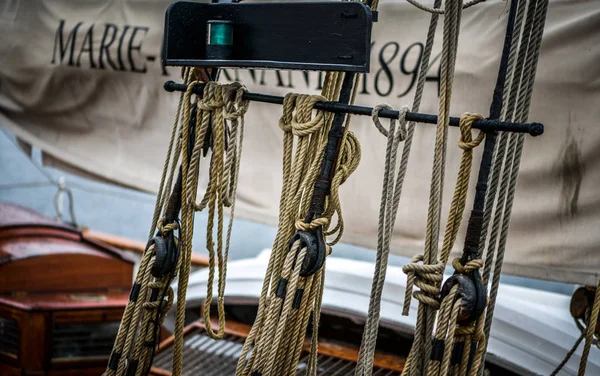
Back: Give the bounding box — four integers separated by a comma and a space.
458, 113, 485, 151
157, 217, 178, 236
278, 93, 297, 133
454, 325, 476, 337
222, 82, 250, 120
451, 257, 483, 274
295, 217, 328, 231
402, 254, 445, 314
371, 103, 408, 141
197, 81, 225, 111
142, 282, 174, 335
278, 93, 327, 136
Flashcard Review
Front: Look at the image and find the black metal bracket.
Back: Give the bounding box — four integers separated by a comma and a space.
164, 80, 544, 136
163, 1, 374, 72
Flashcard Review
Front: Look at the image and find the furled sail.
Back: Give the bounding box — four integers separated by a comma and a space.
1, 0, 598, 285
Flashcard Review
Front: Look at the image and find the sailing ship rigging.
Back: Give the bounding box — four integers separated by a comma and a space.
0, 0, 599, 375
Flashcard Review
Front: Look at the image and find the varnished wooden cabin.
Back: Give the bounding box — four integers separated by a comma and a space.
0, 202, 134, 375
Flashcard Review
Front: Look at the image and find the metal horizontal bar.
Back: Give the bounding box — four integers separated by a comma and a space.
164, 80, 544, 136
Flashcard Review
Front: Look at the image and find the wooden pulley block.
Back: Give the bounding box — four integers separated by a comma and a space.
570, 286, 600, 335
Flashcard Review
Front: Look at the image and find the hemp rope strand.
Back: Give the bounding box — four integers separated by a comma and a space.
403, 1, 464, 373
354, 104, 408, 376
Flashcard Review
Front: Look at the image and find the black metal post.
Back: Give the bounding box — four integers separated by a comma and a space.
306, 72, 356, 221
164, 80, 543, 136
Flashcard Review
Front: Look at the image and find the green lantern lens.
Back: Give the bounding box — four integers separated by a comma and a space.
209, 22, 233, 46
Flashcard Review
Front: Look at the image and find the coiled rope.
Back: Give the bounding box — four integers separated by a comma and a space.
105, 68, 249, 376
174, 78, 249, 375
235, 70, 361, 376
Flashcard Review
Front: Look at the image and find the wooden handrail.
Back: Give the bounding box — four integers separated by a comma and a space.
81, 229, 210, 267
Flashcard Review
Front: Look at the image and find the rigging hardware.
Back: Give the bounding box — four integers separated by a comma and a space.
163, 1, 375, 72
164, 80, 544, 136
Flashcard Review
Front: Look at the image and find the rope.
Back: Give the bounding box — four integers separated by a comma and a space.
404, 112, 484, 376
233, 20, 368, 376
550, 332, 585, 376
104, 68, 192, 376
475, 2, 549, 374
235, 84, 361, 375
104, 73, 250, 376
354, 104, 408, 376
354, 6, 444, 369
173, 79, 249, 375
402, 1, 464, 373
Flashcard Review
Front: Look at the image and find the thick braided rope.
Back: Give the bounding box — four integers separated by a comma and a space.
236, 85, 361, 375
149, 67, 191, 240
235, 89, 334, 376
105, 68, 192, 376
427, 285, 460, 376
402, 1, 465, 373
199, 81, 249, 340
172, 79, 206, 375
129, 222, 178, 374
477, 0, 526, 270
354, 104, 408, 376
476, 2, 549, 374
171, 80, 249, 375
404, 112, 484, 375
133, 277, 174, 373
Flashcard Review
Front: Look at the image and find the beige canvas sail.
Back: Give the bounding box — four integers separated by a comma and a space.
1, 0, 598, 285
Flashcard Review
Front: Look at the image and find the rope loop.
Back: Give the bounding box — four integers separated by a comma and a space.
278, 93, 327, 136
295, 217, 329, 231
197, 81, 225, 111
321, 131, 361, 246
291, 94, 327, 137
458, 113, 485, 151
336, 131, 362, 184
452, 257, 484, 274
157, 217, 179, 236
222, 82, 250, 120
371, 104, 409, 141
278, 93, 298, 133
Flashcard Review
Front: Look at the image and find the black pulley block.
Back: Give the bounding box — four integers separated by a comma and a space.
440, 271, 486, 325
149, 233, 178, 278
288, 227, 327, 277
